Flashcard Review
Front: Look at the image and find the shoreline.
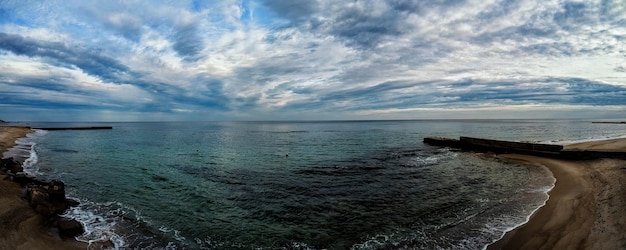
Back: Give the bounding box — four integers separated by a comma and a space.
2, 124, 624, 249
0, 126, 87, 249
487, 138, 626, 249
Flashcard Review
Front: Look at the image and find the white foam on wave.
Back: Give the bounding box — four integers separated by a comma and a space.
63, 200, 127, 249
354, 234, 390, 249
2, 140, 30, 160
540, 134, 626, 146
21, 144, 40, 176
63, 198, 185, 249
481, 166, 556, 250
6, 129, 126, 248
3, 129, 47, 175
410, 148, 458, 166
159, 226, 186, 243
32, 129, 49, 137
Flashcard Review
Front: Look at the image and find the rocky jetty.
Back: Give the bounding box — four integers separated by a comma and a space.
0, 157, 84, 239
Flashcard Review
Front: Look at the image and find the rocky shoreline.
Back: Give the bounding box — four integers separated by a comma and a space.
1, 157, 84, 238
0, 126, 87, 249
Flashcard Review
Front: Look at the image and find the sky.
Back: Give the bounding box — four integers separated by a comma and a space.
0, 0, 625, 121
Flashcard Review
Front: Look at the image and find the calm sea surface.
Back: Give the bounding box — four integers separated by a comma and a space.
6, 120, 626, 249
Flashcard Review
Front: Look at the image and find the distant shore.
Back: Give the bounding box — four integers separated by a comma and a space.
0, 126, 87, 249
488, 138, 626, 249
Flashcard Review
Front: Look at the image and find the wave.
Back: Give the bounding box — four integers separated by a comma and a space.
407, 148, 458, 166
63, 201, 127, 249
3, 129, 47, 175
482, 165, 556, 250
63, 199, 139, 249
544, 134, 626, 146
62, 197, 186, 250
21, 145, 39, 176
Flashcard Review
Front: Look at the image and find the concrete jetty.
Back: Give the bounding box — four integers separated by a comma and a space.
33, 126, 113, 130
591, 121, 626, 124
424, 136, 626, 160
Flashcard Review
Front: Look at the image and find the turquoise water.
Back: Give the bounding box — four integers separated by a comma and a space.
8, 120, 626, 249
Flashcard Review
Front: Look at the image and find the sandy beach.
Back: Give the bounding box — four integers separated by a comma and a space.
2, 126, 625, 249
0, 126, 87, 250
564, 138, 626, 152
488, 138, 626, 250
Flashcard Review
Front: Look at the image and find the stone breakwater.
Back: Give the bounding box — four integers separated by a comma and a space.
32, 126, 113, 130
423, 136, 626, 160
0, 157, 84, 239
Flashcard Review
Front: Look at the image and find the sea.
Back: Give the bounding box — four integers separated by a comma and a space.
3, 119, 626, 249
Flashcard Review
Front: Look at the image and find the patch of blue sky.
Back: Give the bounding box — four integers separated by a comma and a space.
190, 0, 204, 12
1, 0, 625, 121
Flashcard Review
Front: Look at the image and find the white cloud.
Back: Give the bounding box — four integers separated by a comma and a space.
1, 0, 625, 121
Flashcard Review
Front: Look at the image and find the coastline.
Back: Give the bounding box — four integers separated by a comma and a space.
488, 138, 626, 249
2, 124, 624, 249
0, 126, 87, 250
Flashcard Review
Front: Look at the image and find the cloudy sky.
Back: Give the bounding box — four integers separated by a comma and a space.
1, 0, 625, 121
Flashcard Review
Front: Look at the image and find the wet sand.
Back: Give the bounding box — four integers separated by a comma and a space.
564, 137, 626, 152
0, 126, 87, 250
489, 139, 626, 250
2, 126, 625, 249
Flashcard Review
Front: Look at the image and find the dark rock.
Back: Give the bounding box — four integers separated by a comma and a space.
8, 171, 48, 186
33, 202, 55, 216
31, 177, 50, 186
27, 185, 71, 216
50, 201, 70, 215
65, 198, 80, 207
27, 186, 55, 216
28, 186, 49, 206
48, 180, 66, 201
1, 157, 23, 173
12, 172, 35, 185
57, 218, 84, 238
32, 201, 71, 217
88, 239, 115, 249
